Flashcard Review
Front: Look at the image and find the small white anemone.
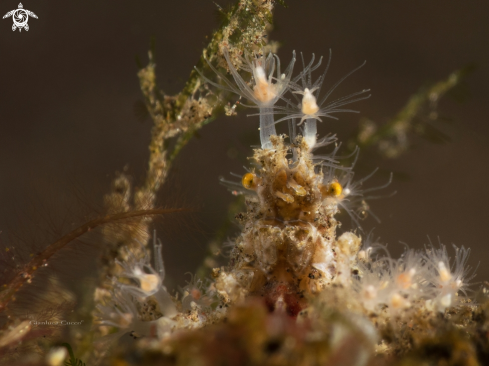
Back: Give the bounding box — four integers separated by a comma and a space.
211, 47, 296, 107
390, 248, 430, 300
353, 250, 429, 318
95, 287, 159, 341
180, 273, 213, 311
423, 243, 477, 312
195, 46, 296, 149
114, 236, 177, 318
353, 260, 392, 313
115, 254, 162, 300
95, 234, 180, 343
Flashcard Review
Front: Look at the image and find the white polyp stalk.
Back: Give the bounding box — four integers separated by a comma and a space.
303, 118, 317, 149
153, 287, 178, 317
153, 236, 165, 279
260, 107, 275, 149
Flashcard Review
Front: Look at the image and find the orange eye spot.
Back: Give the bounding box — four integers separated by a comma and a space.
321, 181, 343, 198
328, 182, 343, 197
242, 173, 257, 190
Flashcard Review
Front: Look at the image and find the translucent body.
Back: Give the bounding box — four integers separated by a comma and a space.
250, 52, 371, 150
196, 47, 295, 149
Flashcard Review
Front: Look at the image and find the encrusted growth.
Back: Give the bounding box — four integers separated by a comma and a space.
89, 40, 482, 365
2, 2, 485, 365
227, 136, 342, 316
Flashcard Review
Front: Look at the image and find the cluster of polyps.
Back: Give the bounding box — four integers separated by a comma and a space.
221, 134, 397, 316
197, 47, 369, 150
222, 136, 475, 319
201, 46, 476, 319
352, 243, 476, 320
95, 237, 216, 342
96, 46, 477, 346
219, 135, 348, 315
423, 244, 476, 312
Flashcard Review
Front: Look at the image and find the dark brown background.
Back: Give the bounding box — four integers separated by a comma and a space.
0, 0, 488, 292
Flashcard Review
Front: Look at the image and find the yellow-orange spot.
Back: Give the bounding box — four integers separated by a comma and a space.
329, 182, 343, 197
253, 66, 276, 103
5, 248, 9, 252
140, 274, 159, 293
301, 88, 319, 116
242, 173, 258, 190
321, 181, 343, 198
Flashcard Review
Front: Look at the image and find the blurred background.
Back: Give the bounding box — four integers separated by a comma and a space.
0, 0, 488, 296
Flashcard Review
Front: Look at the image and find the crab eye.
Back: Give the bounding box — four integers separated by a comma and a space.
320, 181, 343, 199
242, 173, 258, 190
329, 182, 343, 197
